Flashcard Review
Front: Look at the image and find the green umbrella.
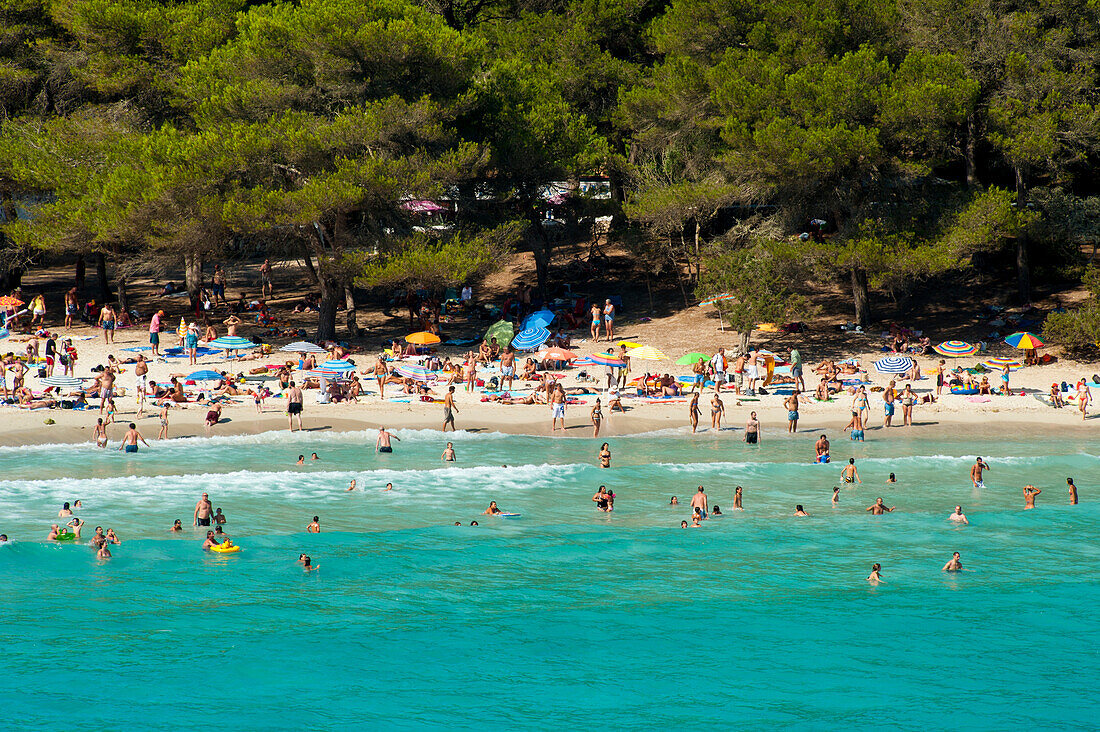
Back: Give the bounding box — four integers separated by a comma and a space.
484, 319, 514, 345
676, 352, 710, 365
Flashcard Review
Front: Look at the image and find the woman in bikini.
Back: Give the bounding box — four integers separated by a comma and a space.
591, 398, 603, 438
598, 442, 611, 469
688, 392, 701, 433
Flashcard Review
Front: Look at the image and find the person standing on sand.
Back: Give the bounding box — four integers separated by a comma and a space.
1077, 380, 1091, 420
500, 347, 516, 392
934, 359, 946, 397
464, 358, 477, 393
591, 398, 603, 438
287, 381, 304, 431
590, 303, 602, 342
550, 384, 566, 431
157, 403, 170, 440
260, 258, 272, 298
785, 392, 799, 433
1068, 477, 1079, 505
688, 392, 701, 433
789, 348, 805, 393
1023, 485, 1041, 509
372, 355, 388, 399
149, 310, 163, 357
710, 392, 724, 430
118, 423, 148, 453
443, 385, 458, 431
98, 303, 116, 344
603, 299, 615, 342
971, 457, 989, 488
710, 348, 727, 394
134, 355, 149, 417
882, 381, 897, 427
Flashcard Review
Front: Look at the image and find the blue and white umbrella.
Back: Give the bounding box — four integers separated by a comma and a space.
511, 326, 550, 351
187, 370, 224, 382
279, 341, 327, 354
0, 327, 8, 340
873, 356, 915, 374
312, 359, 356, 379
40, 375, 84, 390
208, 336, 258, 351
523, 309, 555, 330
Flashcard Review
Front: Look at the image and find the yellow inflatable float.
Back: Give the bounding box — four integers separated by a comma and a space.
209, 541, 241, 553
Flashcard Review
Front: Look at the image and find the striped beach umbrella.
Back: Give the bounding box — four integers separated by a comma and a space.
874, 356, 915, 374
1004, 332, 1045, 349
186, 370, 224, 382
313, 359, 355, 378
40, 375, 84, 390
394, 363, 431, 381
279, 341, 327, 354
629, 346, 669, 361
587, 352, 627, 367
511, 327, 551, 351
982, 357, 1023, 371
698, 292, 735, 306
933, 340, 978, 357
208, 336, 258, 351
405, 331, 441, 345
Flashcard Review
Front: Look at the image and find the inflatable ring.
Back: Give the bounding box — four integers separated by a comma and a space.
209, 543, 241, 553
54, 532, 77, 541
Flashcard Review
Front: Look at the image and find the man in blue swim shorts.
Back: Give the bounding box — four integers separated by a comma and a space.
118, 423, 148, 453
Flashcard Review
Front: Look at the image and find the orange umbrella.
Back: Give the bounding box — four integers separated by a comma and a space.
535, 347, 577, 361
0, 296, 24, 307
405, 331, 441, 345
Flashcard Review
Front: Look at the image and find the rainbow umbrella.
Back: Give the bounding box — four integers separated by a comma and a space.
982, 357, 1023, 371
1004, 332, 1045, 349
405, 331, 441, 345
933, 340, 978, 357
698, 293, 735, 306
587, 352, 626, 367
395, 363, 431, 381
629, 346, 669, 361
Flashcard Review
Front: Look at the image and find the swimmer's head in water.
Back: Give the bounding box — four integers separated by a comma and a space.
681, 521, 688, 528
795, 505, 804, 512
206, 531, 214, 538
62, 502, 70, 510
872, 562, 881, 572
470, 521, 478, 526
889, 473, 896, 480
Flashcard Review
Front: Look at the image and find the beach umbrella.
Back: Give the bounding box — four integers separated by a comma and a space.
40, 375, 84, 390
587, 352, 627, 367
511, 326, 551, 351
279, 341, 327, 354
186, 370, 224, 382
208, 336, 258, 351
629, 346, 669, 361
934, 340, 978, 357
523, 309, 555, 330
615, 341, 644, 349
675, 352, 710, 365
0, 327, 8, 340
394, 363, 431, 381
1005, 332, 1045, 349
0, 296, 24, 308
535, 347, 577, 361
698, 293, 735, 306
314, 359, 355, 375
484, 319, 514, 345
406, 331, 441, 345
874, 356, 916, 374
982, 357, 1023, 371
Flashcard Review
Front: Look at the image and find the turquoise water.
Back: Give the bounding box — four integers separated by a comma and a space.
2, 428, 1099, 728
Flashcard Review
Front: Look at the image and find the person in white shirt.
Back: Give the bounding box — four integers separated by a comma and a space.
709, 348, 728, 393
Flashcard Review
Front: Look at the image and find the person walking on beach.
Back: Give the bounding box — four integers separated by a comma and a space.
710, 392, 724, 430
1068, 477, 1079, 505
971, 457, 989, 488
790, 348, 805, 393
194, 493, 213, 527
842, 458, 861, 484
710, 348, 727, 394
443, 385, 458, 431
688, 392, 701, 433
550, 385, 566, 431
157, 403, 170, 440
591, 398, 603, 438
287, 381, 304, 431
690, 486, 708, 517
1077, 380, 1091, 420
603, 299, 615, 342
1024, 485, 1041, 509
375, 427, 400, 453
785, 392, 799, 433
744, 411, 761, 444
118, 423, 148, 453
260, 258, 272, 298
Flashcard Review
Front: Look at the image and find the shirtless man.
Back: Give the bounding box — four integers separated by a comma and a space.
815, 434, 830, 464
550, 386, 566, 431
841, 457, 860, 484
442, 442, 456, 462
307, 516, 320, 533
785, 392, 799, 433
744, 411, 761, 444
689, 486, 708, 518
971, 457, 990, 488
99, 367, 115, 415
948, 505, 969, 524
375, 427, 400, 453
500, 348, 516, 391
1023, 485, 1041, 509
287, 381, 304, 431
1068, 477, 1079, 505
882, 381, 897, 427
942, 552, 962, 571
134, 355, 149, 417
202, 530, 220, 550
442, 386, 458, 432
223, 315, 242, 337
118, 423, 148, 453
865, 497, 895, 515
194, 492, 213, 527
259, 258, 272, 298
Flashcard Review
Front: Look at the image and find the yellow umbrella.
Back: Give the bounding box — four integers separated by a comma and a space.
406, 331, 441, 345
628, 346, 669, 361
615, 341, 644, 348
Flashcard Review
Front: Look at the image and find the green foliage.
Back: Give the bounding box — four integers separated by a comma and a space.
1043, 268, 1100, 352
696, 241, 809, 336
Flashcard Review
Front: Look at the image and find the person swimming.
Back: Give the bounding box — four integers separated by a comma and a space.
482, 501, 502, 515
794, 505, 810, 517
867, 562, 883, 584
949, 506, 969, 524
711, 505, 722, 516
886, 473, 897, 483
832, 486, 840, 505
669, 496, 678, 505
943, 552, 962, 571
171, 519, 183, 532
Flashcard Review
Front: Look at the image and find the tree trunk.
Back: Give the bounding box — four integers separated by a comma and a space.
183, 252, 203, 311
300, 238, 320, 286
344, 286, 361, 337
1014, 166, 1031, 304
316, 277, 339, 341
738, 330, 750, 353
0, 264, 23, 292
526, 207, 552, 303
965, 114, 979, 189
95, 253, 110, 302
693, 218, 701, 285
851, 266, 870, 327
